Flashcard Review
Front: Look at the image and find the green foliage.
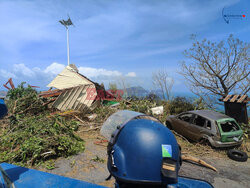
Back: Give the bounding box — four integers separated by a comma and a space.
120, 99, 158, 114
167, 97, 194, 114
240, 123, 250, 139
167, 97, 207, 115
44, 160, 56, 170
0, 83, 85, 167
193, 97, 208, 110
7, 82, 36, 100
93, 106, 117, 123
146, 93, 162, 105
6, 82, 46, 115
91, 155, 105, 163
109, 83, 117, 93
0, 114, 85, 166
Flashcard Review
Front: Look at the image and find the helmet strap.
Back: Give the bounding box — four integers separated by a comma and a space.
161, 157, 178, 184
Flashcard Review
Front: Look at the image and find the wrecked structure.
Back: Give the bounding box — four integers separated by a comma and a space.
220, 94, 249, 124
40, 64, 113, 114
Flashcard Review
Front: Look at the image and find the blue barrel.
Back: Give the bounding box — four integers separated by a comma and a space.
0, 99, 7, 119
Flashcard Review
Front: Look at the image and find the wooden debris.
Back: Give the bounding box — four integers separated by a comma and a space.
39, 89, 62, 98
74, 115, 85, 124
94, 139, 108, 147
49, 110, 80, 117
182, 155, 217, 172
85, 114, 97, 121
42, 98, 56, 106
79, 126, 101, 132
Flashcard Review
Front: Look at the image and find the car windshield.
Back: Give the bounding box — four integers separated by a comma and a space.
219, 120, 240, 132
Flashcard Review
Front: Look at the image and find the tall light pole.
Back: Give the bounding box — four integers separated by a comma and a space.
59, 16, 74, 66
66, 27, 70, 66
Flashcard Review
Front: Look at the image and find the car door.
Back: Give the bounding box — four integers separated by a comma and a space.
188, 115, 210, 141
172, 113, 194, 137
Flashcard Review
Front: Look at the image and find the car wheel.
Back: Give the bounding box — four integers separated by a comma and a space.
199, 138, 213, 148
199, 138, 211, 146
227, 149, 248, 162
165, 121, 172, 130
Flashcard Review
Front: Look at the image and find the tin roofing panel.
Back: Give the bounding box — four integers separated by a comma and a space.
52, 84, 97, 112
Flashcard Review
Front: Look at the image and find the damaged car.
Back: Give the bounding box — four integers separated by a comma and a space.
165, 110, 243, 148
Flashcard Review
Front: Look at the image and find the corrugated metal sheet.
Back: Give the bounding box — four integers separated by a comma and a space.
223, 95, 232, 102
52, 84, 98, 112
221, 94, 249, 103
47, 65, 93, 90
238, 95, 248, 103
230, 95, 239, 102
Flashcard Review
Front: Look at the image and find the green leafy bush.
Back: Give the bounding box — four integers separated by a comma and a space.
0, 114, 84, 166
6, 82, 46, 115
166, 97, 207, 115
167, 97, 194, 114
120, 99, 157, 114
0, 83, 85, 166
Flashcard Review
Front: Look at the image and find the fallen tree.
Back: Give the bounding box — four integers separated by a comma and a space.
0, 83, 85, 167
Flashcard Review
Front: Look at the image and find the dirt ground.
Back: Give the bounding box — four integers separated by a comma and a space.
38, 126, 250, 188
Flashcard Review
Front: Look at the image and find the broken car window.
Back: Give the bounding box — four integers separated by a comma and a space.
220, 120, 240, 132
178, 113, 193, 123
193, 115, 206, 127
206, 120, 211, 130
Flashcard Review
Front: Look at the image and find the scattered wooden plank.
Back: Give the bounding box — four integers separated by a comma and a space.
74, 115, 85, 124
39, 89, 62, 98
182, 155, 218, 172
79, 126, 101, 132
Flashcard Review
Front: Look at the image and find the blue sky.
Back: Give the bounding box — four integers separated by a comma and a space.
0, 0, 249, 92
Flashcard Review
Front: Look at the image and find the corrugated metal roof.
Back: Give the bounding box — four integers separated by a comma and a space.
221, 94, 248, 103
47, 65, 93, 90
52, 84, 98, 113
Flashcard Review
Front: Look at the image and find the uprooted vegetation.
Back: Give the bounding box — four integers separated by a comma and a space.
0, 83, 85, 167
0, 83, 249, 168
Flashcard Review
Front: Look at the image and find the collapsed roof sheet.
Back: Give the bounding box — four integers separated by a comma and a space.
47, 64, 93, 90
52, 84, 99, 113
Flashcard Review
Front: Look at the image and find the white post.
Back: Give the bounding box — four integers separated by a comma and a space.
66, 27, 70, 66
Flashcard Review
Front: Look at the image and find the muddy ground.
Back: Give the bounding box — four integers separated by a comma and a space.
39, 127, 250, 188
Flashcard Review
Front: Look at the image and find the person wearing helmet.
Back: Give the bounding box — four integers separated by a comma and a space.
101, 110, 213, 188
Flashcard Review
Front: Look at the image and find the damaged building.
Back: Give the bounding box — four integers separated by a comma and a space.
41, 64, 113, 113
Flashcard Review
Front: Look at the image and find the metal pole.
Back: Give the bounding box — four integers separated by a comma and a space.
66, 27, 70, 66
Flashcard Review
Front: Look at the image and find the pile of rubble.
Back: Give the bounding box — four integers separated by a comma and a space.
39, 64, 115, 114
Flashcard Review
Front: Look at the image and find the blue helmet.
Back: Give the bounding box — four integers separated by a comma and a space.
101, 110, 182, 186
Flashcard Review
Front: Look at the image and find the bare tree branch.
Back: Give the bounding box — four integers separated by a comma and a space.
179, 34, 250, 107
152, 69, 174, 101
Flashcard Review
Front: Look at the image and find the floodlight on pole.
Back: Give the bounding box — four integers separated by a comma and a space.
59, 16, 74, 66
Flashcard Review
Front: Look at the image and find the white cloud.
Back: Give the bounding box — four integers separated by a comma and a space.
13, 64, 35, 78
0, 62, 131, 90
78, 67, 122, 78
126, 72, 136, 77
44, 62, 65, 75
3, 62, 125, 79
0, 69, 17, 79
